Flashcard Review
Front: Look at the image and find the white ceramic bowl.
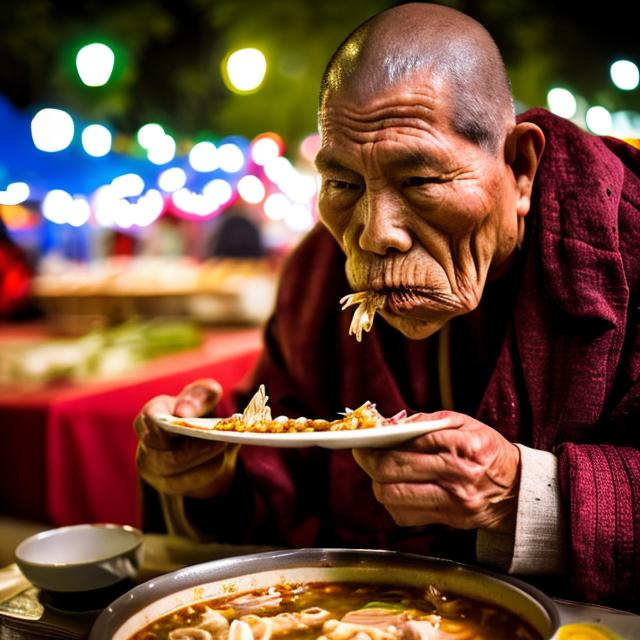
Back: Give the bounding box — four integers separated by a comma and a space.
90, 548, 560, 639
15, 523, 144, 593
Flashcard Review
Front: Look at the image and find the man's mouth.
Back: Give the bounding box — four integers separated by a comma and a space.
382, 287, 460, 314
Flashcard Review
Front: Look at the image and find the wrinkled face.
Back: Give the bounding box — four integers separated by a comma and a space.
316, 74, 520, 339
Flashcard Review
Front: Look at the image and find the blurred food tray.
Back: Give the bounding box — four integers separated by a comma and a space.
31, 256, 279, 332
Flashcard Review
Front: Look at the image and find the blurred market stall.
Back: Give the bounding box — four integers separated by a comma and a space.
0, 320, 261, 528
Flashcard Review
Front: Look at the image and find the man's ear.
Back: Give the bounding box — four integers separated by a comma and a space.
504, 122, 545, 218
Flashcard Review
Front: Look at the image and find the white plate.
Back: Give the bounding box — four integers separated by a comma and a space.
154, 414, 453, 449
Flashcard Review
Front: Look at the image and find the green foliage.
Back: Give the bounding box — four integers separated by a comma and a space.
0, 0, 637, 147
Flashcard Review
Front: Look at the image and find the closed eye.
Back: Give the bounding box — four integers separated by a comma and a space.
328, 180, 360, 190
402, 176, 445, 187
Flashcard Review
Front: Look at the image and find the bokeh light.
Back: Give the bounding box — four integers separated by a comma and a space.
31, 108, 75, 152
133, 190, 165, 227
279, 173, 317, 203
299, 133, 321, 164
111, 173, 145, 197
42, 189, 90, 226
137, 123, 165, 150
586, 106, 612, 135
81, 124, 112, 157
546, 87, 577, 119
610, 59, 639, 91
285, 203, 314, 231
189, 141, 219, 172
172, 188, 218, 217
147, 134, 176, 165
237, 175, 266, 203
42, 190, 72, 224
264, 193, 290, 220
203, 178, 233, 206
158, 167, 187, 192
93, 185, 163, 228
76, 43, 115, 87
67, 198, 91, 227
251, 134, 282, 165
264, 156, 295, 185
223, 48, 267, 93
218, 143, 245, 173
0, 182, 30, 206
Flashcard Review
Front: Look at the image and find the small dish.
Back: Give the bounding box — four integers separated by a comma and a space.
155, 414, 453, 449
15, 523, 144, 593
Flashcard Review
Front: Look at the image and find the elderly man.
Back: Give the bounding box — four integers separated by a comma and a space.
135, 3, 640, 607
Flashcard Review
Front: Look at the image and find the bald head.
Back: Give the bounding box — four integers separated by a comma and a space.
320, 3, 515, 154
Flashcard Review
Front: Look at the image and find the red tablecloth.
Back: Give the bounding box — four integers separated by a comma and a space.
0, 325, 261, 528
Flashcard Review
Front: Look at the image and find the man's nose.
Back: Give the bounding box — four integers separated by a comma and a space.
357, 190, 412, 255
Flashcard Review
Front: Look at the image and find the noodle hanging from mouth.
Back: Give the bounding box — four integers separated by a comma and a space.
340, 291, 387, 342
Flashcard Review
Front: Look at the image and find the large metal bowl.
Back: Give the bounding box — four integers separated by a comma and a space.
90, 548, 560, 639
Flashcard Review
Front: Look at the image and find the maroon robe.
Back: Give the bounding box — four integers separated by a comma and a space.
147, 109, 640, 608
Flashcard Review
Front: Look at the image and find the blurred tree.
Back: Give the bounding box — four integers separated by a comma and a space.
199, 0, 394, 141
450, 0, 640, 115
0, 0, 637, 148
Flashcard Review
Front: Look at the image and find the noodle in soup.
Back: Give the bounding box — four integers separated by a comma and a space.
129, 581, 542, 640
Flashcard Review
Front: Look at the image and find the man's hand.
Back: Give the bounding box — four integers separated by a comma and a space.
134, 379, 239, 500
352, 411, 521, 533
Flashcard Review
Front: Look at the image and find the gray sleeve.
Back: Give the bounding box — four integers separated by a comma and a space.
476, 444, 566, 575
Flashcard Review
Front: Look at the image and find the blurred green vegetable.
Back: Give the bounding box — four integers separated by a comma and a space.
0, 319, 202, 386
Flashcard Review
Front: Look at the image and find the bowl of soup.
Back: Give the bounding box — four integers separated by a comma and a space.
90, 548, 560, 640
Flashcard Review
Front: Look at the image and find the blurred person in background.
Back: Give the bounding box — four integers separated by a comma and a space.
134, 3, 640, 608
0, 218, 34, 319
207, 207, 265, 259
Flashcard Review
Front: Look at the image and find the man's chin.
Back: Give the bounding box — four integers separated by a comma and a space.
379, 310, 448, 340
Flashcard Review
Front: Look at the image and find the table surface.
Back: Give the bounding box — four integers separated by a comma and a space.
0, 322, 262, 529
1, 537, 640, 640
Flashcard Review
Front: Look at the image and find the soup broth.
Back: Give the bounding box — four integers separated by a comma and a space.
130, 581, 543, 640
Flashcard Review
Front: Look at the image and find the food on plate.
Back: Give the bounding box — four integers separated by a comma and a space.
128, 580, 543, 640
172, 385, 398, 434
340, 291, 387, 342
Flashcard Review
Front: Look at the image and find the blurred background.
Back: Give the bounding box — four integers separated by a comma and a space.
0, 0, 639, 559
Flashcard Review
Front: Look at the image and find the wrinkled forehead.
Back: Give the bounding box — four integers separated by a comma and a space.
319, 68, 452, 137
